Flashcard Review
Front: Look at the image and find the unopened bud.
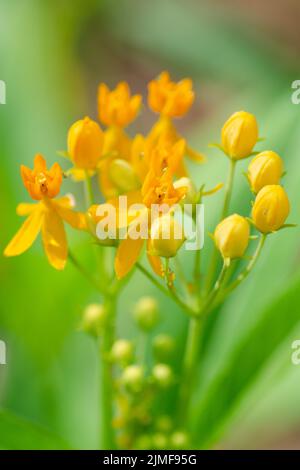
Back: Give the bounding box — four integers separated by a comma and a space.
111, 339, 134, 365
133, 297, 159, 331
221, 111, 258, 160
214, 214, 250, 259
81, 303, 107, 336
109, 159, 140, 193
121, 365, 144, 393
149, 215, 185, 258
152, 363, 173, 388
153, 334, 175, 362
170, 431, 189, 449
247, 150, 283, 193
252, 184, 290, 233
174, 177, 196, 204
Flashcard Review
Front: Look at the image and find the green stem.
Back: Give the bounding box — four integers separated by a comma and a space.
204, 159, 236, 293
178, 262, 228, 426
136, 263, 197, 317
222, 234, 266, 297
84, 171, 94, 207
178, 316, 203, 425
68, 251, 103, 292
98, 293, 117, 449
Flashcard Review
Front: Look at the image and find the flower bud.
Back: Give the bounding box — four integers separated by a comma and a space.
252, 184, 290, 233
121, 365, 144, 393
152, 363, 173, 388
247, 150, 283, 193
109, 159, 140, 193
149, 215, 185, 258
173, 177, 196, 204
153, 334, 175, 362
68, 116, 103, 169
170, 431, 189, 449
81, 303, 107, 337
111, 339, 134, 366
133, 297, 159, 331
214, 214, 250, 259
221, 111, 258, 160
152, 433, 168, 450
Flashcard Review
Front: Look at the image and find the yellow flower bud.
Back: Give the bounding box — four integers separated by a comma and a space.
152, 364, 173, 388
67, 116, 103, 169
81, 303, 107, 336
121, 365, 144, 393
133, 296, 159, 331
247, 151, 283, 193
252, 184, 290, 233
109, 159, 140, 193
149, 215, 185, 258
221, 111, 258, 160
111, 339, 134, 365
173, 177, 196, 204
214, 214, 250, 259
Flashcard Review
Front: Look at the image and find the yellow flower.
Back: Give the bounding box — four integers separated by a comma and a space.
149, 215, 185, 258
148, 71, 194, 118
67, 116, 103, 170
96, 82, 141, 197
4, 155, 86, 270
247, 150, 283, 193
252, 184, 290, 233
214, 214, 250, 259
98, 82, 142, 128
221, 111, 258, 160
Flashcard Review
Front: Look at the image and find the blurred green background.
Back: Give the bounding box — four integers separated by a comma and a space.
1, 0, 300, 449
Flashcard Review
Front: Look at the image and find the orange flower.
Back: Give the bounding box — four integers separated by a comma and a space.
68, 116, 104, 170
147, 72, 205, 173
98, 82, 142, 128
21, 153, 62, 200
112, 144, 187, 279
4, 155, 86, 270
148, 71, 194, 118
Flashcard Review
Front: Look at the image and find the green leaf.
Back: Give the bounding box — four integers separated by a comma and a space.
191, 274, 300, 448
0, 409, 71, 450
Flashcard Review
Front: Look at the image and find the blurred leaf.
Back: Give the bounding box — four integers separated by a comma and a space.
191, 274, 300, 448
0, 408, 71, 450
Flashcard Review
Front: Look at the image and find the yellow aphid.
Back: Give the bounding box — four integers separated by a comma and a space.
247, 150, 283, 193
149, 215, 185, 258
221, 111, 258, 160
252, 185, 290, 233
214, 214, 250, 259
68, 116, 103, 170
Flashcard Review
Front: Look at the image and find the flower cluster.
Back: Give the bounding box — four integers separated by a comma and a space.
4, 73, 294, 450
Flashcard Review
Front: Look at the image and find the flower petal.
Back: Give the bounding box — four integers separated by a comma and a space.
4, 207, 43, 257
147, 240, 164, 277
114, 237, 144, 279
52, 200, 87, 230
42, 208, 67, 270
16, 202, 37, 216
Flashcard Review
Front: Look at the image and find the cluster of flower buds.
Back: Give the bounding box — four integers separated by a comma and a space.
213, 111, 291, 262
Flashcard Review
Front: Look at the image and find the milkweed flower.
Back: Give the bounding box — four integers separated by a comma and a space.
4, 154, 86, 270
147, 71, 205, 174
149, 215, 186, 258
97, 82, 142, 198
252, 184, 290, 233
247, 150, 283, 193
221, 111, 258, 160
214, 214, 250, 259
98, 81, 142, 128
